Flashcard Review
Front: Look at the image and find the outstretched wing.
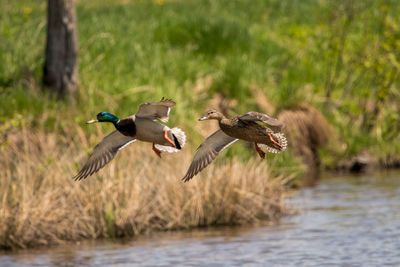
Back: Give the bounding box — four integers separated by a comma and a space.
74, 131, 136, 180
239, 112, 284, 132
182, 130, 238, 182
136, 97, 176, 122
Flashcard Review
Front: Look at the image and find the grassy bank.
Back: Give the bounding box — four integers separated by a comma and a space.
0, 126, 288, 250
2, 0, 399, 160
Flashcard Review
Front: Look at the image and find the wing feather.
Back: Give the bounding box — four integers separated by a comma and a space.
136, 97, 176, 122
239, 112, 284, 132
74, 131, 136, 180
182, 130, 238, 182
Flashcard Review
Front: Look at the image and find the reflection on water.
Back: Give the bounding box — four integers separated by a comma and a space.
2, 171, 400, 266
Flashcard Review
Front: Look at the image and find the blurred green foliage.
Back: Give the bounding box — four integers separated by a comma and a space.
0, 0, 399, 165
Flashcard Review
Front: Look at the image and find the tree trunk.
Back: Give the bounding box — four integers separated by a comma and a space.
43, 0, 78, 97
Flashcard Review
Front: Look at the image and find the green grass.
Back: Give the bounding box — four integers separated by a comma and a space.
1, 0, 400, 164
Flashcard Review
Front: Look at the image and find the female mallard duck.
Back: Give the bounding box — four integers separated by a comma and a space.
182, 109, 287, 182
74, 98, 186, 180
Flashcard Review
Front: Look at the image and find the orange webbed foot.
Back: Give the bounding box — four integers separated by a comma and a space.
152, 143, 162, 158
164, 130, 176, 147
255, 143, 266, 159
268, 133, 282, 150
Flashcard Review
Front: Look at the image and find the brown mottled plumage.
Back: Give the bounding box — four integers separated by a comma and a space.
182, 110, 287, 182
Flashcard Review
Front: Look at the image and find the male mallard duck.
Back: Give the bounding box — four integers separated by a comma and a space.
74, 98, 186, 180
182, 110, 287, 182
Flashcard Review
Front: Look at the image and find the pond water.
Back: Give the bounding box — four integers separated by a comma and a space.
2, 171, 400, 266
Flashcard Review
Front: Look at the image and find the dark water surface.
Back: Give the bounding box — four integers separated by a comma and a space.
2, 171, 400, 266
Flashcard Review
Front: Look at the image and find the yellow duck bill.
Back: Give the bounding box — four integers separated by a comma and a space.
86, 119, 99, 124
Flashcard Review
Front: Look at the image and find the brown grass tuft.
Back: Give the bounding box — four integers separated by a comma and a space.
0, 127, 287, 250
251, 86, 276, 115
278, 105, 334, 185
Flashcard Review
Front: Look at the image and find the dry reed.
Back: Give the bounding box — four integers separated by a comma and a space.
0, 126, 287, 250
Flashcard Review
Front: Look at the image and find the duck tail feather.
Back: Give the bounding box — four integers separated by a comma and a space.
259, 133, 288, 154
155, 128, 186, 153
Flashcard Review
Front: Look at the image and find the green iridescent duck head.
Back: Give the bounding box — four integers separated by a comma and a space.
87, 112, 120, 124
